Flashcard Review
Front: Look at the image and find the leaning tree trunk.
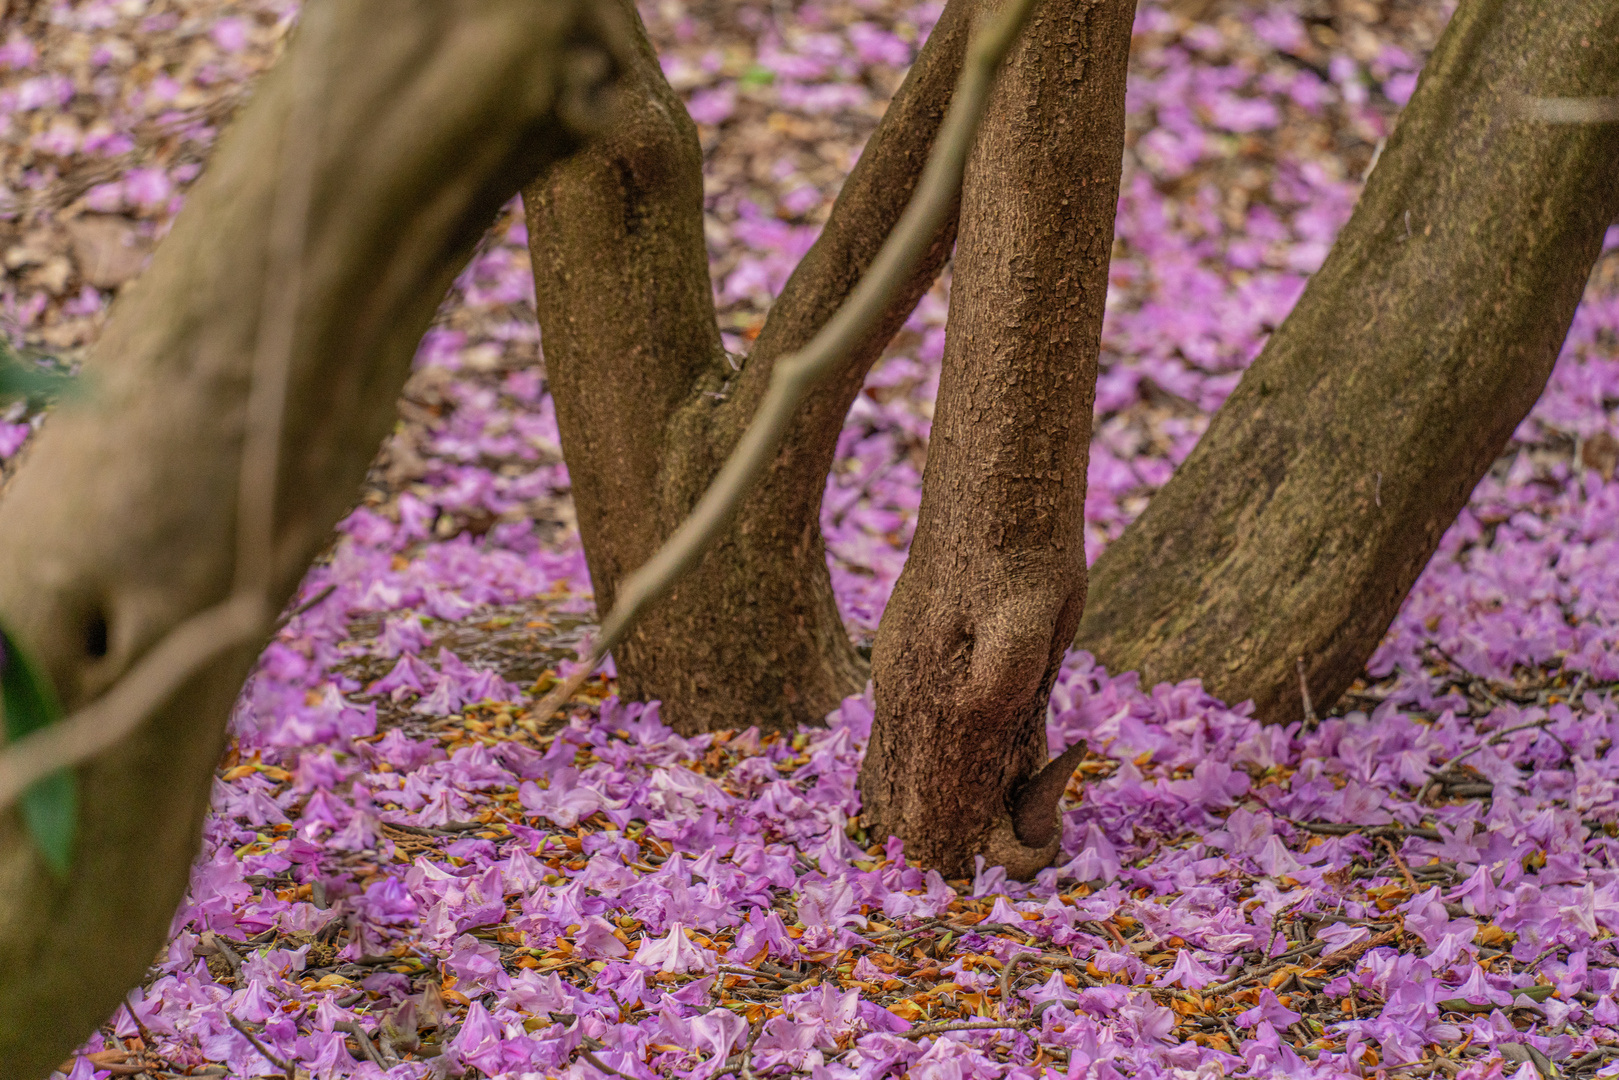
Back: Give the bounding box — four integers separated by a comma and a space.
0, 3, 621, 1073
1075, 0, 1619, 724
861, 0, 1136, 880
524, 0, 980, 734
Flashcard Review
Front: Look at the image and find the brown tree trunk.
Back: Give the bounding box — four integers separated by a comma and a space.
0, 3, 620, 1072
526, 0, 980, 734
860, 0, 1135, 880
1075, 0, 1619, 726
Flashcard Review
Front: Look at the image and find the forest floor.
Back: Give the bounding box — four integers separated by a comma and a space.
6, 0, 1619, 1078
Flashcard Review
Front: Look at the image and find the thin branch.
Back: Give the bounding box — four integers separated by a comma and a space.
740, 1015, 763, 1080
1202, 945, 1325, 997
1382, 835, 1418, 894
1297, 657, 1318, 729
1293, 820, 1443, 842
0, 8, 334, 812
904, 1018, 1035, 1039
335, 1021, 387, 1068
228, 1014, 298, 1077
1445, 717, 1560, 768
276, 581, 338, 627
0, 594, 265, 809
532, 0, 1044, 723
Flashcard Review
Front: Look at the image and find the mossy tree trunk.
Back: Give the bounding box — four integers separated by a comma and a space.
860, 0, 1136, 879
1074, 0, 1619, 726
0, 3, 622, 1072
524, 0, 981, 734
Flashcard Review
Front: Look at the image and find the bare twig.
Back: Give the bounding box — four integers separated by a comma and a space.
740, 1014, 764, 1080
0, 593, 266, 809
227, 1014, 298, 1077
335, 1021, 387, 1068
575, 1032, 636, 1080
904, 1018, 1035, 1039
999, 951, 1030, 1014
0, 7, 335, 809
1294, 820, 1443, 842
1382, 836, 1418, 894
277, 582, 338, 627
1297, 657, 1318, 729
1203, 940, 1329, 996
1030, 997, 1084, 1022
1445, 717, 1559, 769
200, 931, 244, 981
718, 964, 789, 986
531, 0, 1044, 723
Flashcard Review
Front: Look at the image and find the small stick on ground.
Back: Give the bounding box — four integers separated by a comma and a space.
1297, 657, 1318, 729
227, 1014, 297, 1077
718, 964, 790, 986
904, 1018, 1035, 1040
1382, 836, 1419, 894
200, 931, 244, 980
999, 951, 1031, 1014
335, 1022, 386, 1067
278, 582, 338, 626
740, 1014, 764, 1080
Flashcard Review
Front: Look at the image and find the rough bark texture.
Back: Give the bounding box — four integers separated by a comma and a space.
1075, 0, 1619, 726
861, 0, 1135, 879
525, 0, 978, 734
0, 4, 619, 1072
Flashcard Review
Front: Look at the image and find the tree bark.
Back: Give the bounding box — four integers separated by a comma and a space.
526, 0, 979, 733
0, 3, 620, 1073
861, 0, 1135, 880
1074, 0, 1619, 726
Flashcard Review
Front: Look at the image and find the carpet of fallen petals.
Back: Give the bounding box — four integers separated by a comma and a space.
8, 0, 1619, 1077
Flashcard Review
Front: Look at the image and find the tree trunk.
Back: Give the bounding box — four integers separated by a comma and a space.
861, 0, 1135, 880
526, 0, 979, 734
0, 3, 619, 1072
1074, 0, 1619, 726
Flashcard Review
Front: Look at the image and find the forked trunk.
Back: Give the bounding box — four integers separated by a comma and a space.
1075, 0, 1619, 725
526, 0, 982, 733
861, 0, 1135, 879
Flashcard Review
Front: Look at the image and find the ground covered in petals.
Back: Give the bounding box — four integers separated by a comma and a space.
8, 0, 1619, 1078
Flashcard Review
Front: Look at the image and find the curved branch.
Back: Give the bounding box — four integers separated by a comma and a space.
0, 1, 625, 1069
1074, 0, 1619, 724
0, 595, 266, 812
532, 0, 1044, 724
527, 0, 988, 734
727, 0, 984, 445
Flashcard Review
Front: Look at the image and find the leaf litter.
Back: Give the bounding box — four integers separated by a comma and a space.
5, 0, 1619, 1077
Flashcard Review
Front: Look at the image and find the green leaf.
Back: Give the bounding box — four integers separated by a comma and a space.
0, 340, 76, 402
0, 624, 76, 877
21, 769, 76, 877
